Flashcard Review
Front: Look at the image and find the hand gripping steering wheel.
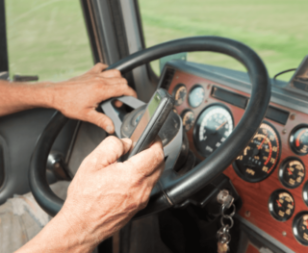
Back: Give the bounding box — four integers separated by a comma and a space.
29, 36, 271, 217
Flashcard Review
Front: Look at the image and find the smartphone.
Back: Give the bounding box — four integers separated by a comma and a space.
126, 88, 174, 159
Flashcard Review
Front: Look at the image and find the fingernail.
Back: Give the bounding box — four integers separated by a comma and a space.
106, 125, 114, 134
122, 138, 132, 146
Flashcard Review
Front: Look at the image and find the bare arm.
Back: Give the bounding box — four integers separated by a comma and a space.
15, 137, 164, 253
0, 63, 136, 134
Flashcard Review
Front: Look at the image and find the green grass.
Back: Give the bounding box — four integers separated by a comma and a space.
139, 0, 308, 81
6, 0, 93, 82
5, 0, 307, 82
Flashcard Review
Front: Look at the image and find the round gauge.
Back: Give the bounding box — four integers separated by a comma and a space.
193, 104, 233, 158
293, 212, 308, 245
303, 181, 308, 207
188, 85, 205, 108
279, 158, 305, 189
173, 84, 187, 106
290, 125, 308, 156
181, 110, 195, 131
269, 189, 295, 221
233, 122, 281, 182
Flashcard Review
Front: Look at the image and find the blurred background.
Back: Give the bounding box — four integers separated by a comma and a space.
5, 0, 307, 82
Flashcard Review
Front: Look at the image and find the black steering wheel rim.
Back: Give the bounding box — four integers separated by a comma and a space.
29, 36, 271, 217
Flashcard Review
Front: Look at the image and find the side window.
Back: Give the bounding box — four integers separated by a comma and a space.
5, 0, 93, 82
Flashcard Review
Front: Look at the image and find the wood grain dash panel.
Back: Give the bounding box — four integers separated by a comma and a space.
168, 70, 308, 252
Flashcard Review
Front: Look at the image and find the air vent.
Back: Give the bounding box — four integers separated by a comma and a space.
160, 68, 175, 90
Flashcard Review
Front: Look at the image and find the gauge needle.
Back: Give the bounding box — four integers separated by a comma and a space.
216, 121, 227, 131
258, 136, 267, 149
276, 200, 282, 207
287, 168, 293, 175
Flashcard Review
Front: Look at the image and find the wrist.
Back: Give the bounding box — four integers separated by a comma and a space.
16, 211, 95, 253
29, 82, 56, 109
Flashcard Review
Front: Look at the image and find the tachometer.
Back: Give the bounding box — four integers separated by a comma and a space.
233, 122, 281, 182
194, 104, 233, 158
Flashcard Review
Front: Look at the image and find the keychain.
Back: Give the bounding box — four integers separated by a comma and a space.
216, 190, 236, 253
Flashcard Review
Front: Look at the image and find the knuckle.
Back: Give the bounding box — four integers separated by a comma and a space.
111, 69, 121, 76
105, 136, 123, 149
95, 116, 107, 128
153, 146, 164, 163
96, 62, 106, 69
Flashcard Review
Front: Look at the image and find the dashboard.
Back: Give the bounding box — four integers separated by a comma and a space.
160, 60, 308, 252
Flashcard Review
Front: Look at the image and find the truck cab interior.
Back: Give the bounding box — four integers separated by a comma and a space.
1, 1, 308, 253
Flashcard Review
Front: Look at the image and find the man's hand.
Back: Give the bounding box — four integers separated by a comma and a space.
51, 63, 136, 133
0, 63, 136, 134
16, 136, 164, 253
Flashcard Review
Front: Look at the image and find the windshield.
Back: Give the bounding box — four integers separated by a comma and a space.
138, 0, 307, 81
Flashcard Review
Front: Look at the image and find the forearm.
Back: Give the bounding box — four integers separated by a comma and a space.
15, 212, 95, 253
0, 80, 54, 116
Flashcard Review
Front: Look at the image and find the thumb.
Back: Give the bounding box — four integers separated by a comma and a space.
90, 62, 108, 73
90, 137, 132, 169
84, 109, 115, 134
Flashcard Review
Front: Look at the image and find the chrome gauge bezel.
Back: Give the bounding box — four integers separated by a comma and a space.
289, 124, 308, 156
303, 181, 308, 207
193, 103, 234, 158
268, 189, 295, 222
233, 121, 281, 183
292, 211, 308, 246
278, 157, 306, 189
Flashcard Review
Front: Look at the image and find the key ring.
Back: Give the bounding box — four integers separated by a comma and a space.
220, 215, 234, 229
222, 203, 236, 218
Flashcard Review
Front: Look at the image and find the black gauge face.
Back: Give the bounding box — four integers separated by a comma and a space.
188, 85, 205, 108
181, 110, 195, 131
233, 122, 281, 182
173, 84, 187, 106
279, 158, 305, 188
303, 181, 308, 207
293, 212, 308, 245
194, 105, 233, 158
290, 125, 308, 155
269, 189, 295, 221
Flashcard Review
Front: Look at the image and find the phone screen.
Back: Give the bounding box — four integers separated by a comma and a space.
129, 91, 162, 151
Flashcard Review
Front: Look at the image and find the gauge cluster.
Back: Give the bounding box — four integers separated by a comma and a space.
166, 67, 308, 250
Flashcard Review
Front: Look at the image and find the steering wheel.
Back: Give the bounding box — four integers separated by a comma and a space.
29, 36, 270, 217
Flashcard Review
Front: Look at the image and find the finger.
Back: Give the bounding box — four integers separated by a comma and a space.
114, 100, 123, 108
91, 136, 132, 169
102, 79, 137, 98
146, 161, 164, 186
125, 140, 164, 177
83, 109, 115, 134
100, 69, 121, 78
91, 62, 108, 73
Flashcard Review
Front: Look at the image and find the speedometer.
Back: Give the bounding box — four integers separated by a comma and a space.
233, 122, 281, 182
194, 104, 233, 158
